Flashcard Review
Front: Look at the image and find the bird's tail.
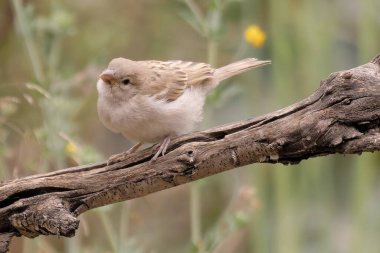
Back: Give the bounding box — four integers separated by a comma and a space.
214, 58, 271, 83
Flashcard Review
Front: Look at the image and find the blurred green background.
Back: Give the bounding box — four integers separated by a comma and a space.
1, 0, 380, 252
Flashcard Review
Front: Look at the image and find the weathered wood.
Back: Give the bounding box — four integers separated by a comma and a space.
0, 54, 379, 253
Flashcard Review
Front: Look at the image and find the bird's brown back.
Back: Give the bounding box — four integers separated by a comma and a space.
139, 60, 214, 102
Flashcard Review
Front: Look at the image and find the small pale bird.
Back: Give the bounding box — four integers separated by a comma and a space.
97, 57, 270, 162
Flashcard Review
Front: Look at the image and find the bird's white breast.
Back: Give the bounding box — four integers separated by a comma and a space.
97, 85, 207, 143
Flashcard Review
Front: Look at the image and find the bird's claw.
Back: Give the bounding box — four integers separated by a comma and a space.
106, 142, 143, 166
150, 137, 171, 163
107, 152, 130, 166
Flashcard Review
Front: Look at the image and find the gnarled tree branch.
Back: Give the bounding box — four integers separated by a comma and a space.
0, 54, 379, 253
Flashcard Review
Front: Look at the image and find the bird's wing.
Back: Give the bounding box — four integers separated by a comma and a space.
140, 60, 214, 102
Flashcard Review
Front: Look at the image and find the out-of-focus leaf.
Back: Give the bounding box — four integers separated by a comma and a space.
25, 83, 51, 98
178, 8, 206, 36
0, 97, 20, 116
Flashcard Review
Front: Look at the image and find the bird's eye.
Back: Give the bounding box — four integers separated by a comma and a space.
121, 79, 130, 85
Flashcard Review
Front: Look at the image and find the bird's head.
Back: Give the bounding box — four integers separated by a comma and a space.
97, 57, 146, 100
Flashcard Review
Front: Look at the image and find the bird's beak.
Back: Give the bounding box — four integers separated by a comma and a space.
99, 69, 115, 85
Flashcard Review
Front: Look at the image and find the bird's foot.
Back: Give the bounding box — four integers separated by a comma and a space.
107, 142, 143, 166
151, 137, 171, 162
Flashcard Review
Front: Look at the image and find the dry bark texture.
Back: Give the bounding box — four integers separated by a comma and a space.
0, 54, 380, 252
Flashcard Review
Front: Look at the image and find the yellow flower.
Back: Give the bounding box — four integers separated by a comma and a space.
65, 142, 78, 155
244, 25, 267, 48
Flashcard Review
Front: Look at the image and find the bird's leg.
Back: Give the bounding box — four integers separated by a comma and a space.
107, 142, 143, 165
128, 142, 144, 153
151, 137, 171, 161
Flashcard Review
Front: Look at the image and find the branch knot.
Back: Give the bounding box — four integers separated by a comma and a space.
9, 197, 78, 238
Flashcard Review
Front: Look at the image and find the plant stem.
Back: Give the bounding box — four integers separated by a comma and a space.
184, 0, 205, 35
99, 209, 118, 252
190, 183, 202, 251
208, 39, 218, 67
118, 202, 130, 252
11, 0, 45, 84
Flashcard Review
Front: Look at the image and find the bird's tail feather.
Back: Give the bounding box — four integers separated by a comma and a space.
214, 58, 271, 83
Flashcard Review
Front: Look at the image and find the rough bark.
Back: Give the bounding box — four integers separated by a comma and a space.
0, 54, 379, 252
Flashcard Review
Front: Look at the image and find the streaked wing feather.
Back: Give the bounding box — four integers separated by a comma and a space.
140, 60, 214, 102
